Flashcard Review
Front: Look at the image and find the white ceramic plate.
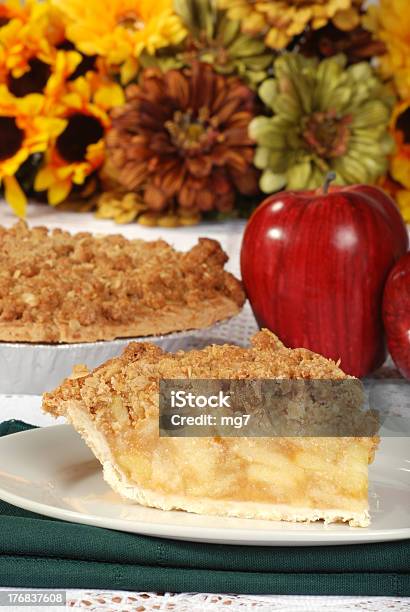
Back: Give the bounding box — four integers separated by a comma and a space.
0, 425, 408, 546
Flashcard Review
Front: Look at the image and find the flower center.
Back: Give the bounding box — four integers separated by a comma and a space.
118, 11, 144, 31
0, 117, 24, 161
396, 107, 410, 144
303, 110, 352, 159
8, 58, 51, 98
56, 113, 104, 163
165, 108, 218, 154
58, 40, 97, 81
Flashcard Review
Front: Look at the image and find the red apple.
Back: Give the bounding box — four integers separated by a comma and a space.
383, 253, 410, 378
342, 185, 409, 258
241, 178, 408, 377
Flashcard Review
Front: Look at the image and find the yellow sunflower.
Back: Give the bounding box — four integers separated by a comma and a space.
390, 103, 410, 189
379, 175, 410, 224
217, 0, 362, 50
0, 0, 65, 89
52, 0, 187, 82
387, 101, 410, 221
396, 190, 410, 223
34, 74, 124, 205
0, 0, 104, 103
0, 87, 65, 216
364, 0, 410, 100
380, 101, 410, 222
0, 0, 28, 24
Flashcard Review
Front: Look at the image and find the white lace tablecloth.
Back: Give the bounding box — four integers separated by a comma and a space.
0, 203, 408, 611
0, 591, 408, 612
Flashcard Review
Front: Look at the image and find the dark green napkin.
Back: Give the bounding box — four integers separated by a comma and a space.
0, 420, 409, 596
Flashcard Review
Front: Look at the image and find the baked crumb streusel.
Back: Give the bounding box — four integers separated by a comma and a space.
43, 329, 353, 416
0, 221, 244, 343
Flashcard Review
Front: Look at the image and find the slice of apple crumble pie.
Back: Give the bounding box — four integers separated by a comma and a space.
43, 330, 378, 526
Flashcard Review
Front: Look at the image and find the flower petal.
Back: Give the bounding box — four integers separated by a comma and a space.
34, 167, 55, 191
94, 83, 125, 109
3, 175, 27, 218
48, 179, 72, 206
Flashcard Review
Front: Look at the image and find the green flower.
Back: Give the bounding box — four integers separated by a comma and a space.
249, 52, 395, 192
140, 0, 273, 88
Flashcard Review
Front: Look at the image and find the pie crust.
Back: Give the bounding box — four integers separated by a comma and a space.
0, 221, 244, 343
43, 330, 378, 527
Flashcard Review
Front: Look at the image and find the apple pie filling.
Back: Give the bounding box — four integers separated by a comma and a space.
112, 419, 372, 514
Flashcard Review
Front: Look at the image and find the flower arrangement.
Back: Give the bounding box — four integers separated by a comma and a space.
0, 0, 125, 215
0, 0, 408, 225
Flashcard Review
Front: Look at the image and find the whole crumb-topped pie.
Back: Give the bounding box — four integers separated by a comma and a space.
0, 221, 244, 343
43, 330, 379, 527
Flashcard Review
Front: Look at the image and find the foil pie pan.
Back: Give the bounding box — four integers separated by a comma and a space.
0, 307, 256, 395
0, 328, 210, 395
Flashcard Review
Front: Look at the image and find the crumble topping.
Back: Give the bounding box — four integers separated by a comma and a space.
0, 221, 244, 342
43, 329, 352, 423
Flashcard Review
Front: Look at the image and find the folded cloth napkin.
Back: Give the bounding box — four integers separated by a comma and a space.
0, 420, 408, 596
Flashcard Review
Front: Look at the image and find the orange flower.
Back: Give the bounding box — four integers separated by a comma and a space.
382, 101, 410, 222
380, 175, 410, 224
0, 88, 65, 216
0, 0, 126, 213
364, 0, 410, 100
0, 0, 65, 89
390, 102, 410, 191
53, 0, 186, 82
35, 74, 124, 205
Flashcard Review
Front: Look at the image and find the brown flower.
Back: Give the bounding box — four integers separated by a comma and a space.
106, 62, 259, 215
217, 0, 364, 50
